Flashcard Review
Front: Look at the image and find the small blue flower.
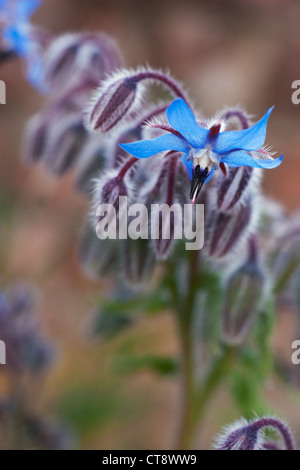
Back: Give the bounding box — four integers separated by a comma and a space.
0, 0, 43, 88
120, 98, 283, 202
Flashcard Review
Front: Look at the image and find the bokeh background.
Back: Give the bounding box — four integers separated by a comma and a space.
1, 0, 300, 449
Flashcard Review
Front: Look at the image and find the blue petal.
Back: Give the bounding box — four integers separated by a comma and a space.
120, 133, 190, 159
213, 107, 274, 154
205, 166, 215, 182
166, 98, 209, 148
26, 54, 44, 89
221, 150, 283, 169
254, 154, 283, 169
2, 26, 29, 55
181, 153, 193, 179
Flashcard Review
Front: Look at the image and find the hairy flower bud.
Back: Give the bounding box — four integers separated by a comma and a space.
120, 237, 156, 287
86, 70, 146, 133
270, 213, 300, 294
44, 114, 87, 176
79, 226, 120, 280
23, 112, 48, 163
85, 67, 189, 135
44, 32, 122, 94
221, 239, 266, 345
93, 158, 137, 239
137, 153, 190, 260
205, 196, 255, 260
74, 137, 108, 195
214, 416, 295, 450
216, 166, 261, 212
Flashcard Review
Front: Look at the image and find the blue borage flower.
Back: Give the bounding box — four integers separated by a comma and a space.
0, 0, 43, 87
120, 98, 283, 203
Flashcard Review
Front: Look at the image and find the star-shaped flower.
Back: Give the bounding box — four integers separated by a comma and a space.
120, 98, 283, 202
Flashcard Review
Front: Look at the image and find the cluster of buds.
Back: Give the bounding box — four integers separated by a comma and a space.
214, 416, 295, 450
80, 64, 273, 283
19, 22, 281, 286
23, 31, 122, 194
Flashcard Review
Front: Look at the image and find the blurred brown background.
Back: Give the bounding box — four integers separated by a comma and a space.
0, 0, 300, 449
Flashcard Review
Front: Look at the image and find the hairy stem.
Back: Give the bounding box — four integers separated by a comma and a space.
173, 252, 236, 450
133, 71, 191, 106
174, 252, 198, 450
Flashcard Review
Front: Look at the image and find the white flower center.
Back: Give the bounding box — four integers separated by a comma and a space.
188, 148, 221, 171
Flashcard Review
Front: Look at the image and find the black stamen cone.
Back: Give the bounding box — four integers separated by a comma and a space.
190, 166, 209, 200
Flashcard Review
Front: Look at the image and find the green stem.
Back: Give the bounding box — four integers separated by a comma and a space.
173, 253, 198, 449
172, 252, 236, 450
188, 347, 235, 449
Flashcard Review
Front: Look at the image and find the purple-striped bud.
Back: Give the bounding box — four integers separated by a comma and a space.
44, 32, 122, 94
214, 417, 295, 450
44, 114, 87, 176
85, 66, 191, 134
216, 166, 261, 212
270, 212, 300, 290
221, 238, 266, 345
204, 196, 255, 260
74, 137, 108, 196
139, 153, 189, 260
93, 158, 137, 239
120, 237, 156, 287
79, 227, 120, 280
85, 70, 146, 133
23, 113, 49, 163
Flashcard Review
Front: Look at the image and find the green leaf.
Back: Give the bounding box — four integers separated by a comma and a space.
57, 384, 128, 435
112, 354, 180, 376
92, 309, 133, 339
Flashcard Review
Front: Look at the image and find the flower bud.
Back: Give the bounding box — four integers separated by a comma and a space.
120, 237, 156, 287
138, 154, 189, 260
23, 112, 48, 163
221, 246, 266, 345
86, 70, 145, 133
93, 158, 137, 239
44, 114, 87, 176
79, 226, 120, 280
269, 213, 300, 294
216, 166, 261, 212
204, 196, 254, 260
214, 416, 295, 450
74, 136, 108, 196
44, 32, 122, 94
